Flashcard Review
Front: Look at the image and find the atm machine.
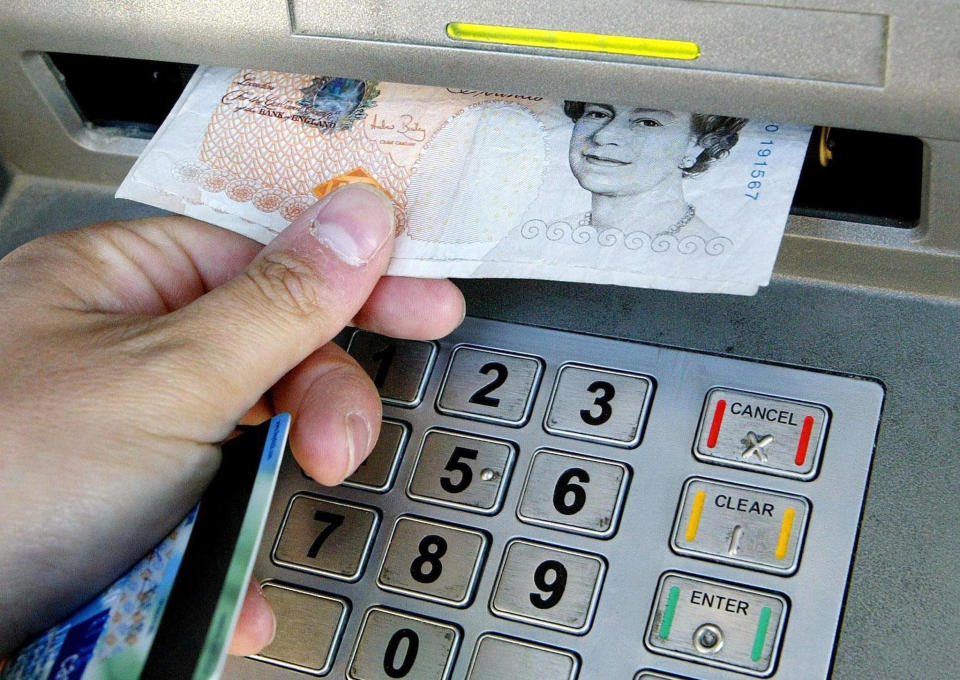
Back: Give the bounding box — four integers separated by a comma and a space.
0, 2, 957, 679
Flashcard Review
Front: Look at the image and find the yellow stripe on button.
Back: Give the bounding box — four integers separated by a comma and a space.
775, 507, 796, 560
685, 490, 707, 542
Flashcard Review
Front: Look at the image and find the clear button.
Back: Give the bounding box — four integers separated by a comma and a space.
672, 478, 810, 574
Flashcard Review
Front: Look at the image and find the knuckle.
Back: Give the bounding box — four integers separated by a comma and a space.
244, 251, 331, 321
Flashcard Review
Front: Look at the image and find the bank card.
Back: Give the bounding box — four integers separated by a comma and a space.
0, 414, 290, 680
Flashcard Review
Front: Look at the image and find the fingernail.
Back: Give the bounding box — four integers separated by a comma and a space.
344, 411, 371, 480
253, 580, 277, 648
307, 184, 395, 265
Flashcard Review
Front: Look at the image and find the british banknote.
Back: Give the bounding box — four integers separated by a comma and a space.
117, 67, 812, 294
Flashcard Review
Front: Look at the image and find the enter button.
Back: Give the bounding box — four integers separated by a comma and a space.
672, 478, 810, 575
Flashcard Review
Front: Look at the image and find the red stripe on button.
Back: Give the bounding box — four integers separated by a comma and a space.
795, 415, 814, 465
707, 399, 726, 448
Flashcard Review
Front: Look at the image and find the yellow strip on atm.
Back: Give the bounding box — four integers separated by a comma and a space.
446, 23, 701, 60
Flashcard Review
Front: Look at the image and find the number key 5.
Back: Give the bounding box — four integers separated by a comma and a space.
407, 430, 516, 514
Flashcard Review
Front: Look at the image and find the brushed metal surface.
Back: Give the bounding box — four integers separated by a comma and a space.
347, 607, 460, 680
489, 539, 605, 635
377, 516, 487, 607
249, 583, 348, 675
671, 478, 809, 575
465, 634, 579, 680
407, 429, 516, 514
436, 346, 543, 426
645, 572, 787, 676
516, 449, 629, 538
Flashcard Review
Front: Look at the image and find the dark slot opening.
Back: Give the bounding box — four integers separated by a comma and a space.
790, 127, 923, 228
47, 53, 197, 138
46, 53, 924, 228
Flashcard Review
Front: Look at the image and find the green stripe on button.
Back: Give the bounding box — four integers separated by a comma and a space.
752, 606, 773, 661
659, 586, 681, 639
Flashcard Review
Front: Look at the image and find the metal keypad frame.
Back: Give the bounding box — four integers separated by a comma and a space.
228, 317, 883, 680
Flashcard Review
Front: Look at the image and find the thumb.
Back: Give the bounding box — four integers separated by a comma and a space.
155, 182, 396, 422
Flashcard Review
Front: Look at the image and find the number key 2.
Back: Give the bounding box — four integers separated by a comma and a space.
437, 346, 543, 426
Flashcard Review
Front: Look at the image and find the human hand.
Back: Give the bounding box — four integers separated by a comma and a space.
0, 184, 464, 656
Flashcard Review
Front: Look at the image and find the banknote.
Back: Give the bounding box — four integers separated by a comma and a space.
117, 67, 812, 294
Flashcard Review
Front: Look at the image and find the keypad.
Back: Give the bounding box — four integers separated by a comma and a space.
348, 607, 460, 680
544, 363, 652, 447
343, 419, 408, 492
467, 634, 579, 680
377, 516, 487, 606
516, 449, 629, 538
407, 429, 515, 514
233, 319, 883, 680
272, 495, 379, 581
348, 331, 436, 406
490, 539, 605, 634
251, 582, 348, 675
437, 346, 542, 425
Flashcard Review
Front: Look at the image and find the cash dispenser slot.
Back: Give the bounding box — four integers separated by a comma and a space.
45, 53, 924, 230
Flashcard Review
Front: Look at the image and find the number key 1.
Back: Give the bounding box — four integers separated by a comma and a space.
544, 363, 653, 447
347, 330, 437, 407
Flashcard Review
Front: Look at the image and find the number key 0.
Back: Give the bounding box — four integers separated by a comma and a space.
348, 607, 460, 680
517, 449, 630, 538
